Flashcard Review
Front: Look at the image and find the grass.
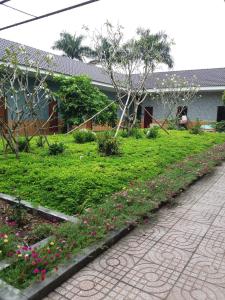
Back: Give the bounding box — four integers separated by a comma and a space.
1, 141, 225, 289
0, 130, 225, 214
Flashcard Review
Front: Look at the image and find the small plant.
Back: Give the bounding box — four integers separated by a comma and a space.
189, 119, 203, 135
73, 129, 96, 144
17, 138, 29, 152
48, 142, 65, 155
120, 128, 142, 139
97, 132, 120, 156
146, 126, 160, 139
31, 224, 54, 241
36, 136, 45, 148
215, 121, 225, 132
11, 197, 27, 227
167, 118, 178, 130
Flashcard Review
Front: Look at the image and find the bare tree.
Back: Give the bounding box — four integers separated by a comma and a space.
151, 74, 200, 126
0, 46, 54, 158
91, 22, 174, 136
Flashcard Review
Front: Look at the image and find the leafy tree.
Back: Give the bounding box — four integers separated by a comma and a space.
52, 32, 95, 62
53, 75, 117, 131
91, 22, 174, 135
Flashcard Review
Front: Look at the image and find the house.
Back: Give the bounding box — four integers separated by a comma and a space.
0, 37, 224, 134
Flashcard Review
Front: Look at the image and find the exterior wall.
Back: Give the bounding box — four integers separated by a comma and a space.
141, 91, 224, 126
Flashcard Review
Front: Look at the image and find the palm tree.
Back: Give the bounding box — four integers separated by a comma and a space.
52, 32, 95, 62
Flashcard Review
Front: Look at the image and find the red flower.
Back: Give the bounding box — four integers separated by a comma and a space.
33, 268, 40, 274
41, 269, 46, 281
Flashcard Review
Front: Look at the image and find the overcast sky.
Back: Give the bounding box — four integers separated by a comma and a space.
0, 0, 224, 71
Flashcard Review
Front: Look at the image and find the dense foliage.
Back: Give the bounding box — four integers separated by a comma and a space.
0, 131, 224, 214
53, 75, 117, 130
73, 129, 96, 144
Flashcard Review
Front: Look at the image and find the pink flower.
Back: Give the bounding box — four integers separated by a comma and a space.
41, 269, 46, 281
90, 231, 97, 237
33, 268, 40, 274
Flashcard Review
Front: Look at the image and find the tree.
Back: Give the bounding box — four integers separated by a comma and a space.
222, 91, 225, 105
53, 75, 117, 131
151, 74, 200, 126
0, 47, 54, 158
52, 32, 95, 62
91, 22, 174, 135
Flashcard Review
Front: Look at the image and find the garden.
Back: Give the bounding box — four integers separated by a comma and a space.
0, 128, 225, 292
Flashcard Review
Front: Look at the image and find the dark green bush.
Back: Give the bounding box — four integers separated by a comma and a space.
97, 133, 120, 156
73, 129, 96, 144
48, 142, 65, 155
18, 138, 30, 152
120, 128, 142, 139
215, 121, 225, 132
189, 120, 203, 135
36, 136, 45, 148
146, 126, 160, 139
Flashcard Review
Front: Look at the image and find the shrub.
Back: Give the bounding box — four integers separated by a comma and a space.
48, 142, 65, 155
36, 136, 45, 148
189, 119, 203, 135
73, 129, 96, 144
120, 128, 142, 139
97, 132, 120, 156
146, 126, 160, 139
167, 119, 178, 130
215, 121, 225, 132
31, 224, 54, 240
17, 138, 29, 152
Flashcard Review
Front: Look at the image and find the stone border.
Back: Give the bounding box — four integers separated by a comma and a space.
0, 193, 78, 224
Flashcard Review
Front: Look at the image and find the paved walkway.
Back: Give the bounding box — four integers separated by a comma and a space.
45, 164, 225, 300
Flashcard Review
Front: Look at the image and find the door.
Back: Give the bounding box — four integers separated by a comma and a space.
144, 106, 153, 128
0, 97, 7, 126
217, 106, 225, 122
49, 100, 58, 133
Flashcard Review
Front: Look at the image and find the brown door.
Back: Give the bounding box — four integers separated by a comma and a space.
217, 106, 225, 122
0, 97, 7, 126
144, 106, 153, 128
49, 100, 58, 133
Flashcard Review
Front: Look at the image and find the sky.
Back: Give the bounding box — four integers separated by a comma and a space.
0, 0, 224, 71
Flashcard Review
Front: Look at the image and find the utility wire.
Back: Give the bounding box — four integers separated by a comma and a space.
0, 0, 10, 4
2, 3, 37, 17
0, 0, 100, 32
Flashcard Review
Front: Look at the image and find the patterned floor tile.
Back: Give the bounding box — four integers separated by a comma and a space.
167, 274, 225, 300
181, 209, 216, 225
153, 211, 180, 228
218, 207, 225, 216
173, 218, 209, 236
212, 215, 225, 228
58, 268, 118, 300
198, 190, 225, 207
160, 229, 202, 252
205, 226, 225, 243
132, 225, 169, 242
88, 248, 139, 280
105, 282, 159, 300
143, 242, 192, 272
183, 254, 225, 287
190, 203, 221, 215
111, 233, 156, 258
196, 237, 225, 260
122, 260, 180, 299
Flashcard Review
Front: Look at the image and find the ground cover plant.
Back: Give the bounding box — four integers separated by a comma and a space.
1, 141, 225, 289
0, 131, 225, 214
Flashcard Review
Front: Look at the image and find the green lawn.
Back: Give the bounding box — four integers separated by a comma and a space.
0, 131, 225, 214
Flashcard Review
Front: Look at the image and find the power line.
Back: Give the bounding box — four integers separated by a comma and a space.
0, 0, 10, 4
2, 3, 37, 17
0, 0, 100, 32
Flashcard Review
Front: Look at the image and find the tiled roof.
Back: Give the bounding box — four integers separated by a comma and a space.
0, 37, 224, 89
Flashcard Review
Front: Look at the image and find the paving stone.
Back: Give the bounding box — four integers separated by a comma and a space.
199, 190, 225, 206
181, 209, 216, 225
183, 253, 225, 287
190, 203, 221, 215
212, 215, 225, 228
173, 218, 209, 236
105, 282, 159, 300
88, 248, 139, 280
132, 224, 169, 242
122, 260, 180, 299
143, 242, 192, 272
159, 229, 202, 252
196, 237, 225, 260
167, 274, 225, 300
205, 225, 225, 243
